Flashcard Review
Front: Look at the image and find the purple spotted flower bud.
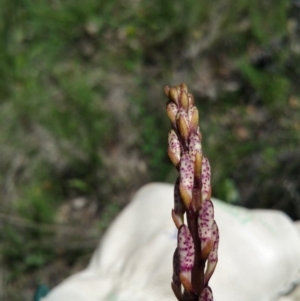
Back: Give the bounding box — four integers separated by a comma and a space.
201, 157, 211, 201
179, 153, 194, 209
189, 132, 202, 163
189, 132, 202, 178
204, 222, 219, 285
168, 129, 181, 166
167, 102, 179, 127
178, 225, 195, 291
198, 200, 215, 260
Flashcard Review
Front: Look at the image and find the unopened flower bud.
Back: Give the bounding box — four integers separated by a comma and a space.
180, 90, 189, 111
198, 200, 215, 259
180, 83, 188, 94
167, 102, 179, 127
189, 132, 202, 162
204, 222, 219, 285
169, 87, 179, 105
178, 225, 195, 290
189, 132, 202, 178
201, 157, 211, 201
179, 153, 194, 208
176, 108, 189, 142
189, 106, 199, 133
168, 130, 181, 166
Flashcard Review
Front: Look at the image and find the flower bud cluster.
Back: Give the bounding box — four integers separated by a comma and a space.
165, 83, 219, 301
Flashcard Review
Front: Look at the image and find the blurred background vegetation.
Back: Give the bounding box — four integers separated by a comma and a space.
0, 0, 300, 300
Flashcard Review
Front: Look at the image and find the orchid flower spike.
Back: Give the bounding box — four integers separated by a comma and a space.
165, 83, 219, 301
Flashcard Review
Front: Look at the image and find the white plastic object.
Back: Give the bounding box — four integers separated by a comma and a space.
42, 183, 300, 301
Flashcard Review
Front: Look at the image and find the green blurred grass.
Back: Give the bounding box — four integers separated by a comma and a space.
0, 0, 300, 300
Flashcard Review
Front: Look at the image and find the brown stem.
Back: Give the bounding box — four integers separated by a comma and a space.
187, 207, 205, 299
185, 170, 205, 299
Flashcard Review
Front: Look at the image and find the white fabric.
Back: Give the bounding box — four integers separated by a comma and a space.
43, 183, 300, 301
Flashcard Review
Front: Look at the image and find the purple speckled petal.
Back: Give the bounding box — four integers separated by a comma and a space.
167, 102, 179, 127
199, 287, 213, 301
168, 130, 181, 166
179, 153, 194, 208
198, 200, 214, 259
204, 221, 219, 285
201, 157, 211, 201
189, 132, 202, 163
178, 224, 195, 282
